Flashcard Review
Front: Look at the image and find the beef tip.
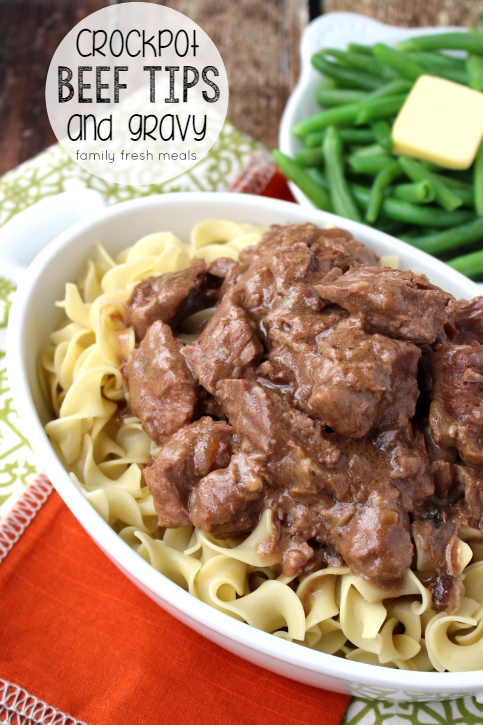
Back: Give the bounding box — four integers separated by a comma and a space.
239, 223, 321, 266
327, 427, 432, 581
206, 257, 241, 280
217, 379, 342, 476
418, 344, 434, 393
217, 380, 418, 582
421, 424, 457, 501
199, 391, 226, 421
183, 290, 263, 395
207, 257, 245, 299
126, 259, 215, 340
454, 464, 483, 530
337, 485, 412, 582
268, 238, 360, 293
258, 291, 348, 415
430, 344, 483, 471
240, 222, 378, 268
263, 283, 329, 343
412, 517, 462, 613
270, 242, 316, 293
235, 260, 278, 321
190, 452, 265, 538
317, 265, 453, 344
448, 296, 483, 343
143, 417, 235, 528
262, 306, 421, 437
371, 427, 434, 509
311, 318, 421, 437
125, 321, 200, 445
236, 225, 377, 320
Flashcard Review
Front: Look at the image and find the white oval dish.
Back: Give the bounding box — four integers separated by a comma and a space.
6, 191, 483, 702
279, 12, 462, 209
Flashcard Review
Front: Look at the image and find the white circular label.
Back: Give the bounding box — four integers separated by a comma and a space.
45, 2, 229, 186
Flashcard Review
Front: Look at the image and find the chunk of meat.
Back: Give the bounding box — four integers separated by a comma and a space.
338, 486, 412, 582
240, 222, 378, 268
190, 452, 265, 538
261, 306, 421, 437
448, 296, 483, 343
422, 423, 457, 500
126, 259, 214, 340
217, 380, 423, 582
311, 320, 421, 437
371, 427, 434, 510
317, 265, 453, 344
258, 289, 348, 414
143, 418, 235, 527
125, 321, 200, 445
217, 379, 342, 475
412, 516, 462, 613
183, 290, 263, 395
430, 344, 483, 471
454, 464, 483, 530
234, 260, 277, 322
207, 257, 245, 299
262, 283, 330, 344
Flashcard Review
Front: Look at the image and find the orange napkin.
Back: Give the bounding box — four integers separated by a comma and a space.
0, 482, 350, 725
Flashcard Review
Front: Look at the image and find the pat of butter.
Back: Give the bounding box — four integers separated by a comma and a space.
392, 75, 483, 170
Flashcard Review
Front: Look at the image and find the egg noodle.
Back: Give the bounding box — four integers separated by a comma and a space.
39, 219, 483, 673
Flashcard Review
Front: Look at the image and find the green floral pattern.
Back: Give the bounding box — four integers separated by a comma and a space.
1, 127, 483, 725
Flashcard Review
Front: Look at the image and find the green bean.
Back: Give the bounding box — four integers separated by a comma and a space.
393, 181, 436, 204
348, 155, 394, 174
405, 52, 468, 84
377, 200, 474, 227
304, 128, 375, 148
408, 51, 466, 70
351, 143, 388, 157
351, 184, 475, 227
316, 88, 368, 107
294, 148, 324, 167
340, 128, 376, 143
474, 142, 483, 217
366, 161, 404, 223
320, 75, 338, 89
311, 54, 384, 90
400, 217, 483, 254
372, 43, 425, 81
448, 248, 483, 279
355, 93, 407, 124
376, 219, 410, 236
429, 173, 474, 191
371, 120, 393, 152
271, 151, 332, 211
324, 127, 361, 222
397, 32, 483, 55
398, 157, 463, 212
348, 43, 374, 56
449, 187, 475, 208
308, 167, 329, 189
304, 130, 327, 148
367, 78, 413, 99
292, 103, 360, 136
293, 92, 407, 136
322, 48, 396, 78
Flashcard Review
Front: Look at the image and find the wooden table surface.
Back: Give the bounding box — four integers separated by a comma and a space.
0, 0, 482, 177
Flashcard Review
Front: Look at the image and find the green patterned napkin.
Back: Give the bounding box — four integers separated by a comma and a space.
1, 126, 482, 725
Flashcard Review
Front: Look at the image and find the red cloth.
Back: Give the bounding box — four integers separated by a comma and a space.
0, 489, 350, 725
229, 150, 296, 202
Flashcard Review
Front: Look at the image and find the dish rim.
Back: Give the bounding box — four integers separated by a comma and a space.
6, 190, 483, 696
